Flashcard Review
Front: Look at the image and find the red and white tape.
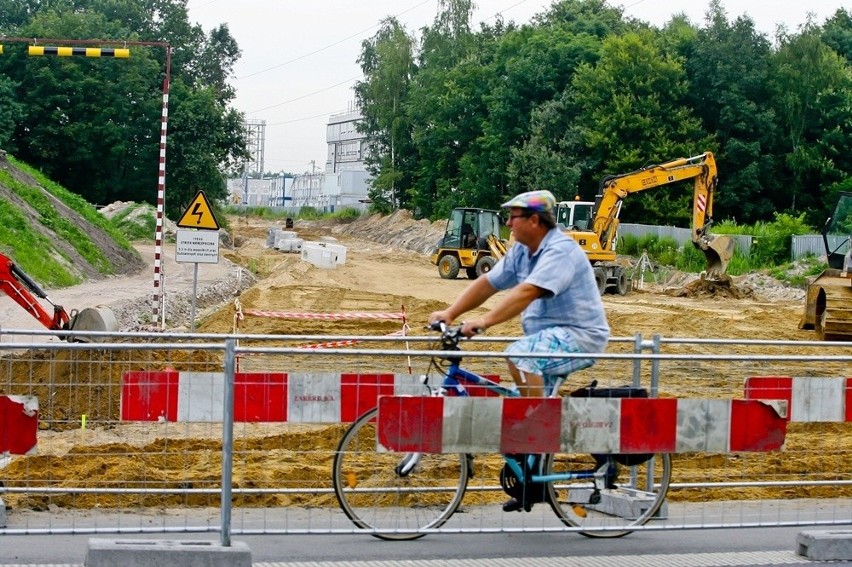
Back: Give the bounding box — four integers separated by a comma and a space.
244, 310, 405, 320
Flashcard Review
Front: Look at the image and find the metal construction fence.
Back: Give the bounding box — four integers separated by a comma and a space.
621, 224, 850, 262
0, 329, 850, 541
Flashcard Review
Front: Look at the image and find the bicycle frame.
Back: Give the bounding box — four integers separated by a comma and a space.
332, 324, 672, 539
428, 340, 614, 491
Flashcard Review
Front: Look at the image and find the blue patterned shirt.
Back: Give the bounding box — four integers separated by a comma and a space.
486, 228, 610, 353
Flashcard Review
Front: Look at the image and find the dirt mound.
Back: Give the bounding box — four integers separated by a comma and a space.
329, 209, 445, 254
667, 275, 756, 299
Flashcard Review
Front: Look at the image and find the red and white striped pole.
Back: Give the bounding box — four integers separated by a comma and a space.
152, 48, 171, 326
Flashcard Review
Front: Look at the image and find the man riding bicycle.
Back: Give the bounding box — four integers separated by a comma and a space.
428, 189, 610, 511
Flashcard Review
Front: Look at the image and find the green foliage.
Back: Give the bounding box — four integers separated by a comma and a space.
9, 156, 134, 252
768, 256, 827, 287
0, 0, 246, 219
298, 207, 322, 220
618, 208, 823, 277
0, 198, 77, 287
0, 169, 114, 273
0, 76, 25, 149
350, 0, 849, 236
618, 233, 680, 258
720, 212, 814, 267
331, 207, 363, 220
110, 203, 158, 241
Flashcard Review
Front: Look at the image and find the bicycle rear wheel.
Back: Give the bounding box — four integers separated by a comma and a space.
545, 452, 671, 538
332, 407, 469, 540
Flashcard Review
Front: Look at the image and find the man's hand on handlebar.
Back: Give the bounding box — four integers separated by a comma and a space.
427, 318, 484, 338
459, 319, 485, 337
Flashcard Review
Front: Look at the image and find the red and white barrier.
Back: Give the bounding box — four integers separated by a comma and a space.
744, 376, 852, 422
120, 371, 449, 423
376, 396, 788, 454
0, 395, 38, 455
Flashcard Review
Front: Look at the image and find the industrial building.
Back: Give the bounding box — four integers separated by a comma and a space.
228, 107, 372, 212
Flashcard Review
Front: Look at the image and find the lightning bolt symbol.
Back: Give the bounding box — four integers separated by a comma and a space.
192, 203, 203, 224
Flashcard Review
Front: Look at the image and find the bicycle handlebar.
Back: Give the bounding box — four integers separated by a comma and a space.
428, 321, 466, 351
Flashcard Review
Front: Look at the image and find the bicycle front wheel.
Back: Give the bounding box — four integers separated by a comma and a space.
545, 452, 671, 538
332, 407, 469, 540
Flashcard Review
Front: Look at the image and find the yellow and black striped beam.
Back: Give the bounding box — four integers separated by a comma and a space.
28, 46, 129, 58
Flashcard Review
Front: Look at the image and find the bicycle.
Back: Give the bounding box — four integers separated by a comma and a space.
332, 322, 672, 540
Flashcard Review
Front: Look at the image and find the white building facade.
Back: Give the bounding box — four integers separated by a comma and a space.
228, 107, 373, 213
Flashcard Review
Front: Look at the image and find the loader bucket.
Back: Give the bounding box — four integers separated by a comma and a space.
68, 306, 118, 342
699, 234, 734, 279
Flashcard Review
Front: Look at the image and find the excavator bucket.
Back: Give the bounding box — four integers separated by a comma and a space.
68, 306, 118, 342
699, 234, 734, 279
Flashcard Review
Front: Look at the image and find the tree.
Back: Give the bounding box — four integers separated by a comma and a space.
0, 0, 247, 216
563, 31, 714, 225
769, 25, 852, 223
0, 77, 25, 149
355, 17, 417, 214
164, 80, 246, 218
821, 8, 852, 63
679, 1, 779, 223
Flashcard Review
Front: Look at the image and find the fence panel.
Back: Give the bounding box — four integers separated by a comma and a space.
0, 331, 849, 536
619, 223, 753, 256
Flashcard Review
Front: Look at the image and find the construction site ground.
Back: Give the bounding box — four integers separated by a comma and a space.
1, 209, 849, 511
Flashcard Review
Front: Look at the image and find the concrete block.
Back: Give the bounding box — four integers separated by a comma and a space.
85, 538, 251, 567
323, 242, 347, 265
797, 529, 852, 561
301, 242, 338, 269
267, 228, 297, 247
275, 236, 303, 252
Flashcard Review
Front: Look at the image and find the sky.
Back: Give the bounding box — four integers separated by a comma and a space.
186, 0, 848, 175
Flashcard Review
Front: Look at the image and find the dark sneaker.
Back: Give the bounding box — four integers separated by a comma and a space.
502, 497, 524, 512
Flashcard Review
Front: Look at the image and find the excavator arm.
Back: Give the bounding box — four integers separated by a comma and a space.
0, 253, 71, 331
591, 152, 733, 278
0, 252, 118, 340
487, 234, 508, 259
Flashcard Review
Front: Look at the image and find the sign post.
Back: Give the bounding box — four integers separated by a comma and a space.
176, 191, 220, 331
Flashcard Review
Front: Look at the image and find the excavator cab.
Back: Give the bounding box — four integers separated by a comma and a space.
555, 199, 595, 231
430, 207, 507, 279
800, 192, 852, 340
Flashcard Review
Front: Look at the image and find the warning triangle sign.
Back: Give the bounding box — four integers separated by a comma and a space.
177, 190, 220, 230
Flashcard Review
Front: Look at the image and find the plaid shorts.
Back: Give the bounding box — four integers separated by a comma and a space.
505, 327, 595, 393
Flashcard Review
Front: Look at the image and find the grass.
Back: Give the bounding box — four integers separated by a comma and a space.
110, 203, 158, 241
0, 198, 78, 287
223, 205, 365, 222
0, 155, 143, 287
9, 157, 134, 252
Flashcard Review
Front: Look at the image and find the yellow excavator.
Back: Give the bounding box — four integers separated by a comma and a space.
557, 151, 735, 295
799, 191, 852, 340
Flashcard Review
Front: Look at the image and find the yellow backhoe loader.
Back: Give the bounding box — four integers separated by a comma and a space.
430, 207, 508, 279
557, 151, 734, 295
799, 191, 852, 340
